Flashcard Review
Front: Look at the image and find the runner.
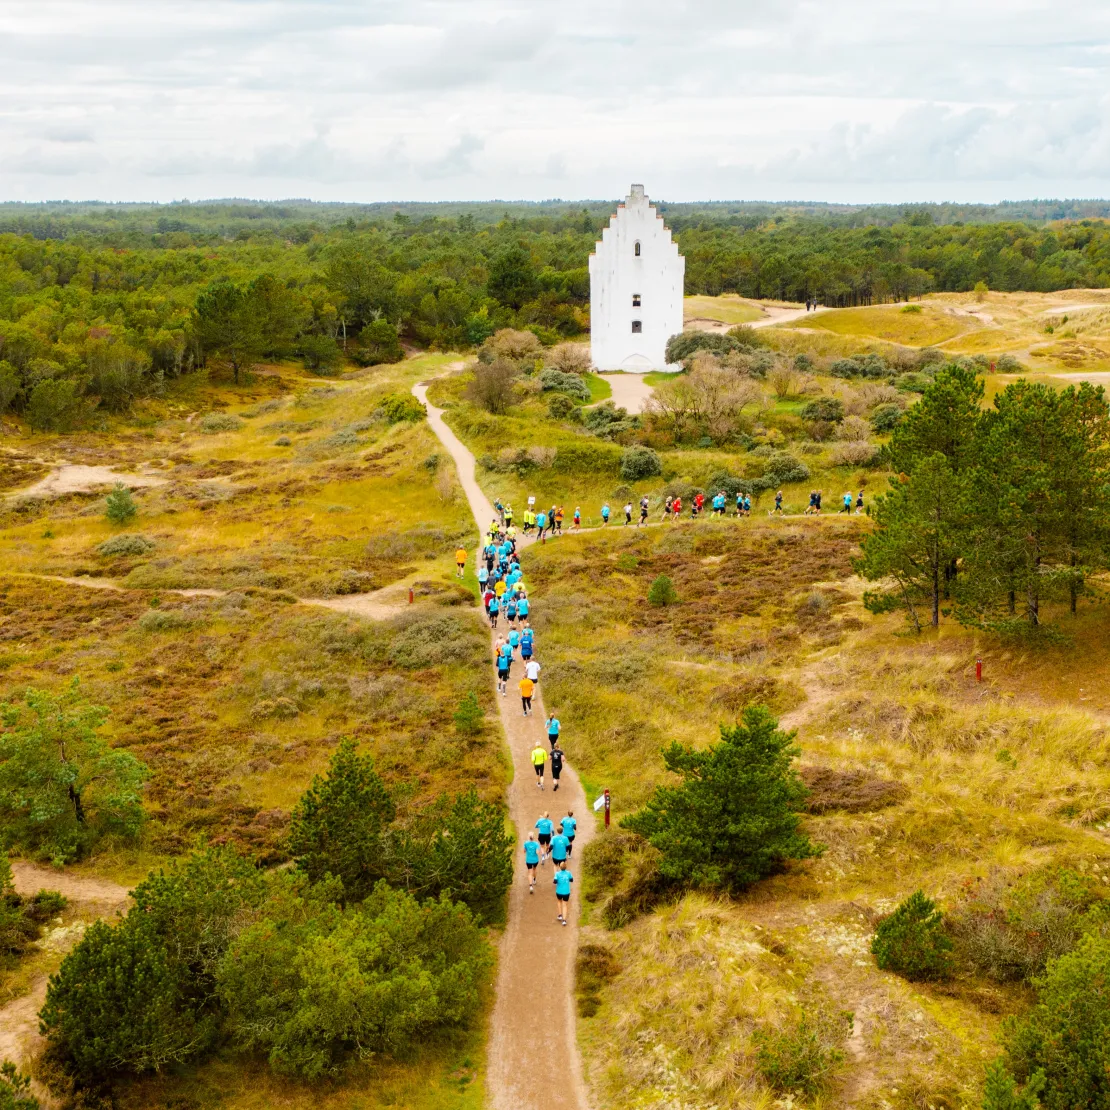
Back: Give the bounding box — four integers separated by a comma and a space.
774, 490, 784, 515
519, 673, 535, 717
531, 743, 547, 790
743, 493, 751, 516
806, 490, 817, 515
671, 495, 682, 519
505, 594, 517, 626
546, 711, 560, 748
494, 498, 505, 526
521, 624, 535, 662
523, 833, 540, 892
525, 656, 541, 687
660, 495, 673, 522
455, 545, 467, 578
535, 811, 554, 859
554, 506, 564, 534
624, 501, 633, 525
639, 495, 649, 526
712, 491, 726, 516
856, 489, 865, 514
508, 626, 522, 657
550, 823, 569, 864
487, 591, 499, 628
477, 564, 489, 590
496, 642, 511, 695
553, 863, 573, 925
842, 491, 853, 514
504, 503, 514, 527
550, 742, 564, 792
815, 490, 823, 512
735, 490, 744, 517
562, 810, 577, 856
693, 491, 705, 517
601, 502, 610, 526
517, 593, 530, 622
573, 506, 581, 531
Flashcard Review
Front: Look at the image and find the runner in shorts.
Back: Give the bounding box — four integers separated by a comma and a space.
487, 592, 499, 628
550, 824, 569, 865
519, 674, 535, 717
562, 811, 577, 856
553, 863, 573, 925
639, 495, 649, 526
660, 495, 673, 522
523, 833, 540, 892
535, 811, 554, 861
455, 546, 467, 578
573, 507, 581, 530
546, 712, 560, 748
531, 743, 547, 790
496, 649, 510, 695
550, 743, 564, 792
521, 625, 534, 661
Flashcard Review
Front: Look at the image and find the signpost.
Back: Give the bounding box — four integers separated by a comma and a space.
594, 789, 611, 828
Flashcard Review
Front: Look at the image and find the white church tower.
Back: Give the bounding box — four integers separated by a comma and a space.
589, 184, 685, 371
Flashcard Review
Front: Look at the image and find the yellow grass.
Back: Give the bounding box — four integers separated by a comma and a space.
684, 295, 766, 325
791, 305, 974, 347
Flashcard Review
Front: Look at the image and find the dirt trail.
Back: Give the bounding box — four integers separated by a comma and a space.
413, 380, 594, 1110
594, 373, 655, 413
0, 864, 129, 1096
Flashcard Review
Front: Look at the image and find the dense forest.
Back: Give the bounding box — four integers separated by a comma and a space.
2, 200, 1109, 427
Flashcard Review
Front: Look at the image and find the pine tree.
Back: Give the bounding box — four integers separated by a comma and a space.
887, 362, 983, 475
855, 453, 965, 630
287, 739, 396, 901
622, 707, 820, 893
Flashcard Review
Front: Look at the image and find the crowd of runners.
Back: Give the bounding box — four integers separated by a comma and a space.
460, 482, 866, 927
472, 503, 580, 927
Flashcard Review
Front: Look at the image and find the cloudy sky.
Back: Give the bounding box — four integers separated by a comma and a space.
1, 0, 1108, 204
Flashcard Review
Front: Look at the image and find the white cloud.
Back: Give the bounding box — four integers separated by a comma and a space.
0, 0, 1107, 201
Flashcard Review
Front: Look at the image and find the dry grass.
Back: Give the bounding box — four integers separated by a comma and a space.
684, 295, 766, 326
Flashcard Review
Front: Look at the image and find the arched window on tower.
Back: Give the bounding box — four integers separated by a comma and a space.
634, 241, 641, 257
632, 293, 641, 307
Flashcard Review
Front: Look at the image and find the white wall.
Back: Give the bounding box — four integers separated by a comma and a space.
588, 184, 685, 371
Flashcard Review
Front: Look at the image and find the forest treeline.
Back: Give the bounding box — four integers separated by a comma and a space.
2, 202, 1110, 426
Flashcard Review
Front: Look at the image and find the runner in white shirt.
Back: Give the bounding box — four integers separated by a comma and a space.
525, 659, 541, 683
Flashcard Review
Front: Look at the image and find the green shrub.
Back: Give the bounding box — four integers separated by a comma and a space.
896, 371, 934, 393
871, 890, 953, 980
949, 868, 1110, 984
753, 1009, 850, 1097
584, 401, 638, 440
96, 534, 155, 557
453, 691, 484, 736
901, 303, 923, 314
198, 412, 243, 433
551, 441, 622, 476
0, 682, 149, 864
288, 739, 396, 902
104, 482, 138, 525
0, 1060, 38, 1109
647, 575, 678, 607
1001, 932, 1110, 1109
377, 392, 426, 423
547, 393, 577, 419
762, 451, 810, 487
41, 849, 265, 1079
0, 851, 67, 959
354, 319, 403, 366
800, 397, 845, 424
137, 609, 190, 632
217, 877, 491, 1080
620, 445, 662, 481
539, 368, 590, 400
981, 1060, 1044, 1110
300, 334, 342, 374
870, 402, 905, 433
622, 707, 820, 894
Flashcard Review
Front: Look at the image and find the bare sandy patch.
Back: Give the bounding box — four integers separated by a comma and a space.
15, 464, 168, 499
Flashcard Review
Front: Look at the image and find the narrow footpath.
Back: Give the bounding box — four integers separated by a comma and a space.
412, 382, 594, 1110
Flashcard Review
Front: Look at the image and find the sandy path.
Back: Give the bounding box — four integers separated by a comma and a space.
413, 380, 594, 1110
594, 373, 655, 413
0, 864, 129, 1099
14, 465, 168, 499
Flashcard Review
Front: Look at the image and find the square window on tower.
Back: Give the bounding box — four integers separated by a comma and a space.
631, 320, 642, 333
632, 294, 641, 307
634, 241, 641, 256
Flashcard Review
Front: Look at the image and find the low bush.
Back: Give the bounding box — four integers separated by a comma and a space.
753, 1008, 850, 1097
576, 943, 621, 1017
96, 533, 155, 557
453, 691, 484, 735
999, 932, 1110, 1109
896, 371, 934, 393
539, 368, 590, 400
620, 445, 662, 481
870, 402, 904, 433
137, 608, 191, 632
581, 830, 667, 928
762, 451, 810, 487
647, 575, 678, 607
829, 354, 890, 380
376, 393, 425, 423
551, 441, 622, 476
827, 440, 878, 466
800, 767, 909, 814
198, 412, 243, 433
584, 401, 638, 440
871, 890, 953, 981
901, 303, 923, 314
0, 1061, 39, 1109
800, 397, 845, 424
548, 393, 577, 419
104, 482, 138, 525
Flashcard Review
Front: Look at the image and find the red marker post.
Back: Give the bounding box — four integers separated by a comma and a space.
976, 657, 982, 683
408, 587, 414, 605
604, 788, 610, 829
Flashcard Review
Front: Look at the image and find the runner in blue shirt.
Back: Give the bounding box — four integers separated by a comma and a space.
508, 628, 521, 655
536, 510, 547, 539
601, 503, 610, 525
546, 713, 560, 749
743, 494, 751, 516
487, 593, 499, 628
517, 596, 530, 620
535, 813, 554, 864
562, 811, 578, 856
520, 626, 534, 660
523, 834, 540, 892
553, 865, 574, 925
496, 644, 511, 695
550, 828, 569, 864
477, 566, 488, 588
505, 596, 517, 625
